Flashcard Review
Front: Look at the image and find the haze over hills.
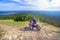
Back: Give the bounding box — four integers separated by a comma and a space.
0, 11, 60, 21
0, 11, 60, 27
0, 11, 60, 16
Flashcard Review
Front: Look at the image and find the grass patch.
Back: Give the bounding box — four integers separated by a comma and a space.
0, 20, 28, 27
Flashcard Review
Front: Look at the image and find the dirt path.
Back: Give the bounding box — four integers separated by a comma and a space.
0, 24, 60, 40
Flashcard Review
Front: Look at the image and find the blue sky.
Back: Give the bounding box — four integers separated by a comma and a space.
0, 0, 60, 11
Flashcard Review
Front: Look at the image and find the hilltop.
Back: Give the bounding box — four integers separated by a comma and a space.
0, 20, 60, 40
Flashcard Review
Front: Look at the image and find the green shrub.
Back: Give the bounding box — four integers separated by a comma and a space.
39, 17, 60, 27
13, 15, 32, 21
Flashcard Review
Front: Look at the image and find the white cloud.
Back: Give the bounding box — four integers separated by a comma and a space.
0, 0, 60, 11
31, 0, 60, 10
49, 0, 60, 7
12, 0, 49, 9
12, 0, 36, 5
0, 2, 34, 11
12, 0, 21, 2
0, 2, 17, 7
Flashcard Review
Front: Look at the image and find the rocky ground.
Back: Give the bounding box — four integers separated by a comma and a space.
0, 23, 60, 40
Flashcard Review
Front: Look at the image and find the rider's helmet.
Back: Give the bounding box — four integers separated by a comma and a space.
31, 16, 37, 24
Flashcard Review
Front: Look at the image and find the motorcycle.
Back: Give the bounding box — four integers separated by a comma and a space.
29, 24, 41, 31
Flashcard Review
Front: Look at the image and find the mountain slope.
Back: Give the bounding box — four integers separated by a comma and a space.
0, 21, 60, 40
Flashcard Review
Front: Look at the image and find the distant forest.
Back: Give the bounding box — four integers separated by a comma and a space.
0, 12, 60, 27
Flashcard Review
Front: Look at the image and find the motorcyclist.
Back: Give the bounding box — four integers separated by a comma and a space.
29, 17, 39, 30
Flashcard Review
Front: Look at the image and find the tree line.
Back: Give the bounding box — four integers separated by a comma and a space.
0, 13, 60, 27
